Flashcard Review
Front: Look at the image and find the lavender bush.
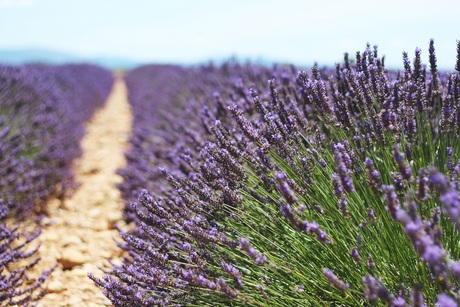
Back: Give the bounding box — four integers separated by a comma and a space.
95, 40, 460, 306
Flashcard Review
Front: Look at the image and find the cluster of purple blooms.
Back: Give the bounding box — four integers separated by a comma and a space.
94, 40, 460, 306
1, 64, 113, 305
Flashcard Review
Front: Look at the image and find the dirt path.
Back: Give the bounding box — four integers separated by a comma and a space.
36, 74, 132, 307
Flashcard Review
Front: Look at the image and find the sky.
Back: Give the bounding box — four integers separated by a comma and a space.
1, 0, 459, 70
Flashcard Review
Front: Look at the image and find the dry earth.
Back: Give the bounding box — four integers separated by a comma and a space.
35, 74, 132, 307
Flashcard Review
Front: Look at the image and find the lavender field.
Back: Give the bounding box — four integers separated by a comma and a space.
2, 40, 460, 306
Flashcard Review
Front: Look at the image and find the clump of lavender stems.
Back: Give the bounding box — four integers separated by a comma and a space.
95, 41, 460, 306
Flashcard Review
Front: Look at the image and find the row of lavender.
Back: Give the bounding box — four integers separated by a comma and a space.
115, 64, 190, 217
1, 64, 113, 305
95, 40, 460, 306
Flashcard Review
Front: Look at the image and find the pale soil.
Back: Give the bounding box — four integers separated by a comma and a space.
35, 75, 132, 307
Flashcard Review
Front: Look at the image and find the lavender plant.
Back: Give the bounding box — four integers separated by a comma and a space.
0, 203, 55, 306
96, 40, 460, 306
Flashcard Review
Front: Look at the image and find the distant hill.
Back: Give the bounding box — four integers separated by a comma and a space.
0, 49, 141, 70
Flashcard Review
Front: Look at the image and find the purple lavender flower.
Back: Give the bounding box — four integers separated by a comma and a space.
338, 195, 349, 217
367, 208, 377, 223
392, 172, 407, 191
423, 245, 446, 275
393, 297, 406, 307
446, 147, 454, 171
456, 40, 460, 73
280, 202, 330, 243
217, 278, 240, 299
417, 169, 429, 201
365, 157, 381, 193
363, 274, 380, 304
449, 261, 460, 280
333, 143, 355, 193
410, 284, 426, 307
363, 274, 403, 305
220, 260, 244, 288
258, 284, 270, 300
429, 169, 460, 230
240, 238, 267, 265
382, 185, 402, 220
429, 39, 439, 91
351, 247, 362, 263
392, 145, 412, 181
436, 294, 457, 307
331, 173, 344, 196
275, 171, 299, 204
323, 268, 349, 292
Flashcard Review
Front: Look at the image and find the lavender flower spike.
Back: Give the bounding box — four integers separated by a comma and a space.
436, 294, 457, 307
382, 185, 402, 220
410, 284, 426, 307
392, 145, 412, 181
333, 143, 355, 193
240, 238, 267, 265
365, 157, 381, 193
363, 274, 402, 305
275, 171, 298, 204
429, 168, 460, 230
323, 268, 349, 292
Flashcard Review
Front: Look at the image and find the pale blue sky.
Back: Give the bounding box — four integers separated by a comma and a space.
1, 0, 459, 69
